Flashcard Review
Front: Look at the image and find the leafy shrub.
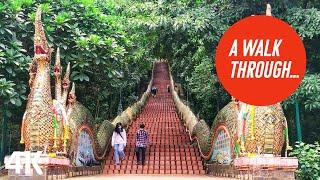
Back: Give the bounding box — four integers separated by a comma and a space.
290, 142, 320, 180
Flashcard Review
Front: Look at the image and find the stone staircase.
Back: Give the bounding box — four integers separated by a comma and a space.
103, 62, 205, 175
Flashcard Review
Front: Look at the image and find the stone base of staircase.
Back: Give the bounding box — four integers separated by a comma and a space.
206, 156, 298, 179
206, 164, 240, 178
6, 166, 102, 180
235, 156, 298, 179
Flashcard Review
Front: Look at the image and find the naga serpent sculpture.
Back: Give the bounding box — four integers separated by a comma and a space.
170, 63, 289, 165
169, 4, 291, 165
20, 7, 151, 165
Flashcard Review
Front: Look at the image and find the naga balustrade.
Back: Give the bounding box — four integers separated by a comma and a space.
4, 6, 156, 179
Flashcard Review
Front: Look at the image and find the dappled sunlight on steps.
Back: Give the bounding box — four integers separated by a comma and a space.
103, 62, 205, 175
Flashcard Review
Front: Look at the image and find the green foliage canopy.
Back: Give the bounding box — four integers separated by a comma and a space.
1, 0, 320, 164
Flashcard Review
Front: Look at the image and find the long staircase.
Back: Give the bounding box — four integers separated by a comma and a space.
103, 62, 205, 175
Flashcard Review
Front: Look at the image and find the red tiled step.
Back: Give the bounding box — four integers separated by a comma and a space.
103, 62, 204, 175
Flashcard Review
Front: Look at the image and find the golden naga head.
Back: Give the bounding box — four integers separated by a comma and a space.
68, 83, 77, 105
266, 4, 272, 16
62, 62, 71, 90
34, 6, 50, 61
54, 48, 62, 77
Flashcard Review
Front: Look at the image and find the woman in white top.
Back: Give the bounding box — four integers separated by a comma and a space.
111, 122, 127, 165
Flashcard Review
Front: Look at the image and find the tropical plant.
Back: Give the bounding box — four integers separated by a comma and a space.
290, 142, 320, 180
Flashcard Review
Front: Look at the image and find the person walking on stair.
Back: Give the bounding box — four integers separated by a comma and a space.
111, 122, 127, 165
135, 123, 149, 165
151, 86, 157, 97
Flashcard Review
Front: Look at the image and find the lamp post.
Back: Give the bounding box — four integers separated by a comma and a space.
295, 98, 302, 142
8, 130, 12, 155
117, 88, 123, 115
117, 70, 124, 115
186, 77, 189, 106
0, 103, 8, 165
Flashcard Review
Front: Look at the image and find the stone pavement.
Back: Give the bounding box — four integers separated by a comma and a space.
67, 175, 236, 180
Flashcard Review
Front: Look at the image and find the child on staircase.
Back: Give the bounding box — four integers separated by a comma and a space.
111, 122, 127, 165
135, 123, 149, 165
